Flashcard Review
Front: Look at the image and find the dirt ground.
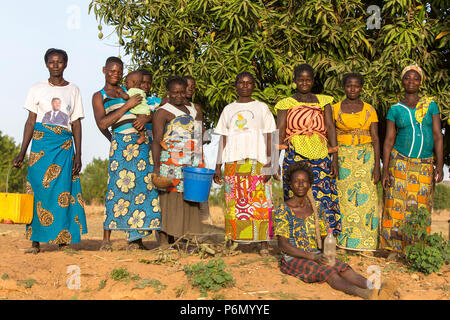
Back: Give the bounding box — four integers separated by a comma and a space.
0, 205, 448, 301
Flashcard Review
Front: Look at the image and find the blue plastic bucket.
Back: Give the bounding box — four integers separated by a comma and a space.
182, 167, 215, 202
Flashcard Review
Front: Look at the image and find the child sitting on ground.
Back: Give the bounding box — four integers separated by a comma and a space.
118, 70, 155, 144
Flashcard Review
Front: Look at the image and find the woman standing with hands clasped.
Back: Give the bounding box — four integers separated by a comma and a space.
332, 73, 381, 252
380, 65, 444, 257
213, 72, 277, 256
275, 64, 341, 234
12, 48, 88, 254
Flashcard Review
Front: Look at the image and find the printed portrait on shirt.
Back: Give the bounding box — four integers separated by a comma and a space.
41, 97, 69, 127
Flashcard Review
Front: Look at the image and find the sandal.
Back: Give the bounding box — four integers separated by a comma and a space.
127, 241, 148, 251
25, 246, 40, 255
99, 241, 113, 251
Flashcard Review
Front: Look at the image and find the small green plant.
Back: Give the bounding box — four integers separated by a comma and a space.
1, 274, 9, 280
135, 278, 167, 293
400, 207, 450, 275
98, 279, 107, 290
110, 267, 130, 281
183, 259, 234, 297
17, 279, 36, 289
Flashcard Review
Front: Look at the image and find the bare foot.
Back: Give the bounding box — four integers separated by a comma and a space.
99, 241, 113, 251
25, 241, 40, 254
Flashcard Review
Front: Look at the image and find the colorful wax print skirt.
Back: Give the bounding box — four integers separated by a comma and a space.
224, 159, 273, 242
104, 132, 161, 242
282, 144, 341, 234
279, 255, 350, 283
380, 149, 433, 253
336, 143, 379, 251
25, 123, 87, 244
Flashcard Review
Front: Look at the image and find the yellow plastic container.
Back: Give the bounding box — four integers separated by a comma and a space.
0, 192, 34, 224
0, 166, 34, 224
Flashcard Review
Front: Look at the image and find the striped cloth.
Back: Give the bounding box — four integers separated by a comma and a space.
285, 104, 327, 142
279, 255, 350, 283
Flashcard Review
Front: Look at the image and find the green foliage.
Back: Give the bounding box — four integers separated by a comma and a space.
89, 1, 449, 146
17, 279, 37, 289
110, 267, 131, 281
433, 184, 450, 211
400, 207, 450, 275
80, 158, 109, 204
0, 131, 28, 193
135, 278, 167, 293
183, 258, 235, 297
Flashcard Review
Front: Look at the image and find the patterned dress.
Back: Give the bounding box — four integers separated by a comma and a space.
332, 101, 380, 251
157, 103, 204, 238
380, 97, 439, 253
26, 123, 88, 244
102, 88, 161, 242
274, 201, 350, 283
275, 95, 341, 234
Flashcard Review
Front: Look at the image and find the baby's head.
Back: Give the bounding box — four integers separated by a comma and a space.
125, 70, 143, 90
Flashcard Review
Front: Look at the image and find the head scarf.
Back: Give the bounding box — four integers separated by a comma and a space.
401, 64, 424, 84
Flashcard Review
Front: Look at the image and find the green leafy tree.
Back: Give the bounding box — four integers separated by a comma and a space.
80, 158, 109, 204
0, 131, 28, 193
89, 0, 449, 162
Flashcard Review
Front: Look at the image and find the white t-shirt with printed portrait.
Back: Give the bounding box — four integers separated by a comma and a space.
214, 100, 276, 165
24, 81, 84, 131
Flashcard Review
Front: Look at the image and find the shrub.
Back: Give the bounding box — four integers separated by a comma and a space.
400, 207, 450, 275
183, 259, 234, 297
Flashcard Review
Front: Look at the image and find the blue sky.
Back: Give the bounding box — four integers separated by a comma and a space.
0, 1, 447, 180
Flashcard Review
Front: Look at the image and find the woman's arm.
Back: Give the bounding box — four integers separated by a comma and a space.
432, 114, 444, 183
370, 122, 381, 184
91, 91, 142, 131
12, 111, 37, 168
71, 119, 82, 176
213, 135, 226, 184
324, 104, 338, 177
382, 120, 397, 190
276, 109, 287, 146
278, 236, 327, 264
151, 109, 168, 175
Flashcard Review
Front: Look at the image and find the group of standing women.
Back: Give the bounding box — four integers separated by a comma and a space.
13, 48, 444, 277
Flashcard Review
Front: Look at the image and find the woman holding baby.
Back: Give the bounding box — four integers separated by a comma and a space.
91, 57, 161, 251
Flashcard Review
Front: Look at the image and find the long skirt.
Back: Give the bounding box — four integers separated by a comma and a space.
224, 160, 273, 242
283, 144, 341, 233
336, 143, 379, 251
104, 132, 161, 242
380, 148, 434, 253
279, 255, 350, 283
159, 191, 202, 238
25, 123, 87, 244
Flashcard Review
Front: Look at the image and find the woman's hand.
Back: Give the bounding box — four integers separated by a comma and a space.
133, 114, 151, 131
126, 94, 143, 110
330, 155, 339, 178
382, 169, 391, 190
312, 253, 329, 265
213, 168, 223, 185
72, 154, 82, 176
372, 165, 381, 185
12, 153, 25, 168
434, 165, 444, 183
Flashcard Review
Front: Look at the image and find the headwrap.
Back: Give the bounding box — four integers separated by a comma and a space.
401, 64, 424, 84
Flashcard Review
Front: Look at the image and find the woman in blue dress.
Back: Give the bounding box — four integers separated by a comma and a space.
13, 48, 88, 254
92, 57, 161, 251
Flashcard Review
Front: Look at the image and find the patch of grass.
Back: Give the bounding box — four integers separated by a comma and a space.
1, 274, 9, 280
63, 248, 79, 256
135, 278, 167, 293
110, 267, 130, 281
212, 293, 226, 300
98, 280, 107, 290
17, 279, 37, 289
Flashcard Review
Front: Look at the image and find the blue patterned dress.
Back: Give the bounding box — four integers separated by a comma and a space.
101, 88, 161, 241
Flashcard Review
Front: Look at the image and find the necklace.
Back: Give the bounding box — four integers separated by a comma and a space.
48, 79, 67, 87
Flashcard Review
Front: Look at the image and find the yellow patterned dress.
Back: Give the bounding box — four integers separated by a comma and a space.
332, 101, 379, 251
